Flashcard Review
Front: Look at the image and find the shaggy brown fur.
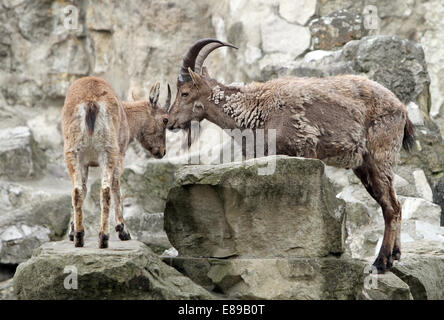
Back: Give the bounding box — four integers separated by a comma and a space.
168, 49, 415, 273
62, 76, 169, 248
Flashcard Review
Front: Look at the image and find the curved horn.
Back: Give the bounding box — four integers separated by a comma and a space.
178, 38, 237, 83
194, 42, 237, 75
165, 84, 171, 111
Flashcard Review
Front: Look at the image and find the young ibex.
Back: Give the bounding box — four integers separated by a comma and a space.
167, 39, 415, 272
62, 76, 170, 248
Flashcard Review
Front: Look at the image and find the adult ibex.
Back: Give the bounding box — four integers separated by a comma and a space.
62, 76, 170, 248
167, 39, 415, 272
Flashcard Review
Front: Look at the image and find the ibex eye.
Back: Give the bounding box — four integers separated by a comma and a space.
181, 92, 189, 97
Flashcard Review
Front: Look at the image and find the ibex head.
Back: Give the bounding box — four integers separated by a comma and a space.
167, 38, 237, 130
137, 82, 171, 158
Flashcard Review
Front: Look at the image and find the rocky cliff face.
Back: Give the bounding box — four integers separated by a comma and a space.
1, 0, 444, 300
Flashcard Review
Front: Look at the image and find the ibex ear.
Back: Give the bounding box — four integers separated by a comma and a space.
188, 67, 202, 87
201, 66, 210, 78
149, 82, 160, 106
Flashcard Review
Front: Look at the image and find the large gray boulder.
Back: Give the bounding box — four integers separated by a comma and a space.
13, 240, 214, 300
165, 156, 346, 259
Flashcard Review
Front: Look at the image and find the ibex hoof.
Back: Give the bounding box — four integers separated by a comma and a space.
115, 223, 131, 241
372, 254, 393, 274
74, 231, 84, 247
118, 230, 131, 241
392, 247, 401, 261
99, 232, 109, 249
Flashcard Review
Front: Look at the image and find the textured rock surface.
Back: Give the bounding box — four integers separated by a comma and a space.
0, 127, 45, 180
0, 180, 71, 264
392, 241, 444, 300
164, 255, 418, 300
324, 166, 444, 261
358, 272, 413, 300
261, 15, 311, 58
309, 9, 367, 50
0, 279, 15, 300
203, 257, 367, 300
164, 242, 444, 300
165, 156, 346, 259
278, 0, 317, 25
13, 240, 214, 300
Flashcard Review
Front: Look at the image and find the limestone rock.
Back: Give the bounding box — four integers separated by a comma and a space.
165, 255, 415, 300
165, 156, 346, 259
275, 36, 430, 106
207, 257, 367, 299
123, 209, 171, 254
26, 106, 63, 149
278, 0, 317, 25
0, 279, 16, 300
261, 15, 311, 59
0, 127, 45, 180
309, 9, 367, 50
121, 160, 178, 214
0, 181, 71, 264
392, 241, 444, 299
13, 240, 214, 300
324, 166, 444, 261
164, 242, 444, 300
359, 272, 413, 300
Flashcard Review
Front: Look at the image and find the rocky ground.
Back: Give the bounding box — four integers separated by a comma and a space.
1, 0, 444, 300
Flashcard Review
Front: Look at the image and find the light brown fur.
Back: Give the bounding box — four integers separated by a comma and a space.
62, 76, 169, 248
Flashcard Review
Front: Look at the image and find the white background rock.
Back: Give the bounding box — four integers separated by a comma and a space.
278, 0, 317, 25
406, 102, 425, 126
261, 15, 311, 58
412, 170, 433, 202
